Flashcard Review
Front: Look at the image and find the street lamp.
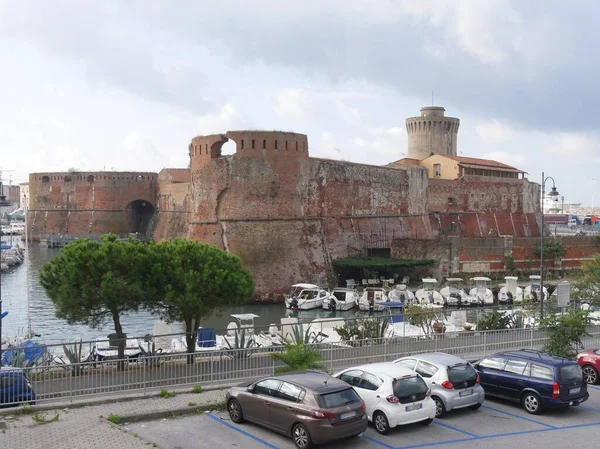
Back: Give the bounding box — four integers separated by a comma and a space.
540, 172, 560, 320
0, 184, 11, 366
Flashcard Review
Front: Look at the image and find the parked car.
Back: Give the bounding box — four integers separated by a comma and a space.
0, 367, 36, 408
473, 349, 589, 415
333, 362, 435, 434
577, 349, 600, 384
393, 352, 485, 417
226, 371, 367, 449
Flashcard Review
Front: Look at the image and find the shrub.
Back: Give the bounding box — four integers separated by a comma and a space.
476, 310, 511, 330
192, 385, 203, 394
107, 413, 121, 424
160, 388, 176, 398
541, 309, 591, 358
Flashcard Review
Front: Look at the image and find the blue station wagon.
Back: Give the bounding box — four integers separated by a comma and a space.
0, 367, 36, 407
473, 349, 588, 414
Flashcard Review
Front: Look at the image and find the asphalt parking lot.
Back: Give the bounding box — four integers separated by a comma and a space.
127, 385, 600, 449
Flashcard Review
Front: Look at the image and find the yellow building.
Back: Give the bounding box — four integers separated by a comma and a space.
391, 154, 525, 180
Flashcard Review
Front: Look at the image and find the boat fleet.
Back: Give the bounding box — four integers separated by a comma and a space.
1, 243, 24, 271
283, 276, 554, 312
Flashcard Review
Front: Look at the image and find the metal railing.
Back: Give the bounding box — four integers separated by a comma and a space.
3, 318, 600, 408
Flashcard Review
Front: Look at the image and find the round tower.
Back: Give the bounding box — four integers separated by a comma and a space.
406, 106, 460, 160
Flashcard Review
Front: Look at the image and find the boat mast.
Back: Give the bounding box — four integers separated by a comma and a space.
25, 195, 31, 337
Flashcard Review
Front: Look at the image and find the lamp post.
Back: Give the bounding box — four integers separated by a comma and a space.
0, 182, 12, 366
540, 172, 559, 320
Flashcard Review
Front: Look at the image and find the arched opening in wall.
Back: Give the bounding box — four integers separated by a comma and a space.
220, 139, 236, 156
125, 200, 155, 236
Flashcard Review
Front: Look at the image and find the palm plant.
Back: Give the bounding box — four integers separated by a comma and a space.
270, 328, 326, 374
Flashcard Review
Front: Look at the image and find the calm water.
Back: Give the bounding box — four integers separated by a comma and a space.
2, 243, 495, 345
0, 243, 375, 344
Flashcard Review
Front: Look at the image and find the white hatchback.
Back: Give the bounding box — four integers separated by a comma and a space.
334, 362, 436, 434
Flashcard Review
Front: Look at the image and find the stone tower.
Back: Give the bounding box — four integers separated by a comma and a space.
406, 106, 460, 160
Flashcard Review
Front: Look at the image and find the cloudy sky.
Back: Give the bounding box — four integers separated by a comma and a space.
0, 0, 598, 207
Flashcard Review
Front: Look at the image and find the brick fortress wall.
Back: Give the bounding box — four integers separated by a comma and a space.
28, 171, 158, 239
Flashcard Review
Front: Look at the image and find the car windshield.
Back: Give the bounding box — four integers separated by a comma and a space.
448, 364, 477, 384
559, 364, 582, 382
317, 388, 361, 408
393, 376, 428, 398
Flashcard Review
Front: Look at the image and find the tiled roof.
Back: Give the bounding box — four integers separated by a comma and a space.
440, 155, 521, 171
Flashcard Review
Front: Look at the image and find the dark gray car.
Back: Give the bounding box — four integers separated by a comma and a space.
226, 370, 367, 448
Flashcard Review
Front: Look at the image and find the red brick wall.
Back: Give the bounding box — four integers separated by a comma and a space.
28, 171, 158, 239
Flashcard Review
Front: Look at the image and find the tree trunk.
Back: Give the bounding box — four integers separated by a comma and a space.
185, 318, 198, 365
112, 312, 127, 371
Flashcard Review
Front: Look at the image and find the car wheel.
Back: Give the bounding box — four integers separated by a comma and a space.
470, 403, 482, 411
432, 396, 446, 418
227, 399, 245, 424
373, 411, 390, 435
422, 418, 434, 425
582, 365, 599, 385
522, 392, 543, 415
292, 423, 313, 449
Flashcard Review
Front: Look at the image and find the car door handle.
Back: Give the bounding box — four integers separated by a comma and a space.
286, 407, 294, 412
376, 395, 381, 398
263, 401, 271, 405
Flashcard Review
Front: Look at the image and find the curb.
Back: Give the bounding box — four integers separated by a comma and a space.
0, 383, 234, 417
109, 401, 227, 424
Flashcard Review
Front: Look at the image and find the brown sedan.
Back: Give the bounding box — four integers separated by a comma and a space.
226, 370, 368, 448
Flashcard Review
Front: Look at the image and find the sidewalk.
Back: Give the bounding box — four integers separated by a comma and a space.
0, 387, 228, 449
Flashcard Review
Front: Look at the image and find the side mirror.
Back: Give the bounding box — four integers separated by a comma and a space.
247, 385, 255, 393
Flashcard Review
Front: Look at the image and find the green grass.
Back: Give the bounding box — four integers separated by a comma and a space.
107, 413, 121, 424
160, 388, 176, 398
188, 401, 197, 407
17, 405, 34, 415
192, 385, 203, 394
32, 412, 60, 424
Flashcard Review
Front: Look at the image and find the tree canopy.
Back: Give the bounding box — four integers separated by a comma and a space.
571, 253, 600, 303
40, 235, 158, 363
150, 239, 255, 360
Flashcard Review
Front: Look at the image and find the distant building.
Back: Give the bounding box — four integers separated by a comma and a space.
19, 182, 29, 209
0, 182, 19, 215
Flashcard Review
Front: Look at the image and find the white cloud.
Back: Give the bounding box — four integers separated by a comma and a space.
272, 88, 311, 117
475, 120, 518, 143
481, 151, 526, 166
196, 103, 246, 134
548, 133, 597, 157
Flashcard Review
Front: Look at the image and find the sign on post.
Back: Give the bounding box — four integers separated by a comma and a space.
556, 281, 571, 308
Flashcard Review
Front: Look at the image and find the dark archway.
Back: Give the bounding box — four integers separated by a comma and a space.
125, 200, 155, 236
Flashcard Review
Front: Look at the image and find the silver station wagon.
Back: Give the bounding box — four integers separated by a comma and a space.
393, 352, 485, 418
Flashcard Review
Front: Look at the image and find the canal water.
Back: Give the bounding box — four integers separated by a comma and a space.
1, 243, 489, 345
0, 244, 378, 344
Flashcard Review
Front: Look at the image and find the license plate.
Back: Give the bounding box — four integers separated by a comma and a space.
570, 387, 581, 394
459, 389, 473, 397
340, 411, 356, 420
405, 403, 423, 412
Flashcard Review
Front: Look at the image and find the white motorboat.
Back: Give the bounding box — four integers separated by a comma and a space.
357, 287, 389, 311
523, 275, 548, 302
387, 284, 415, 305
284, 283, 330, 310
414, 278, 445, 308
469, 277, 494, 305
440, 278, 470, 306
217, 314, 275, 349
498, 276, 523, 304
91, 334, 143, 361
323, 288, 358, 311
